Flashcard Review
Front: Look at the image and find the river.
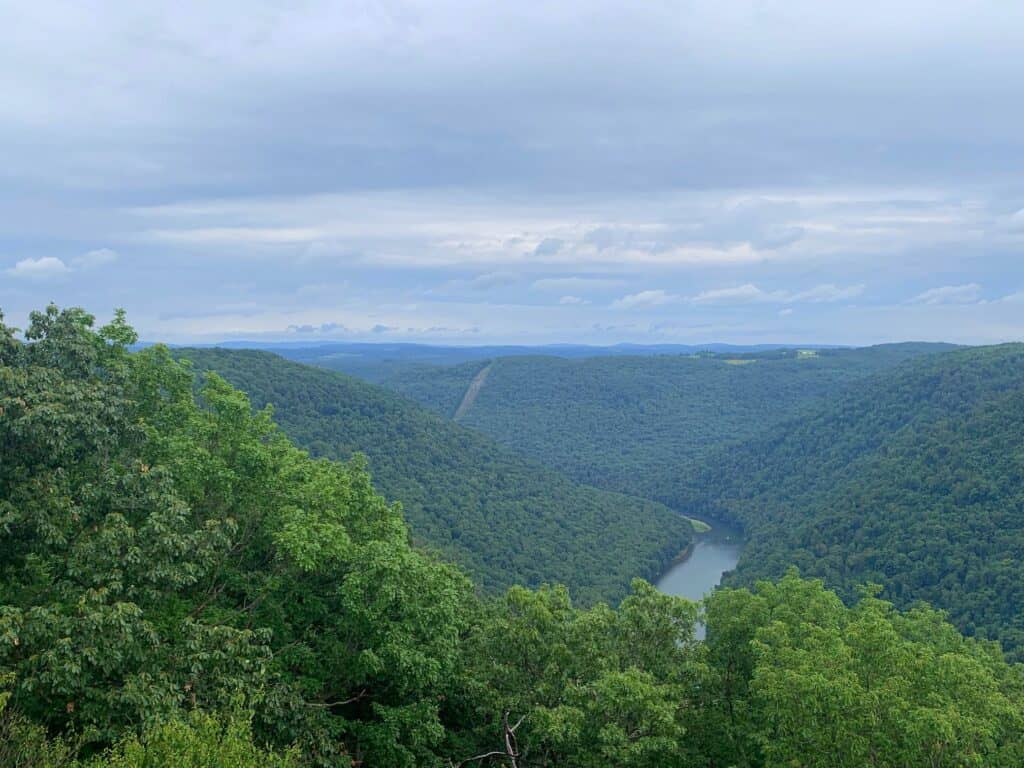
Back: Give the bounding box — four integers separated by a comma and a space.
656, 517, 742, 637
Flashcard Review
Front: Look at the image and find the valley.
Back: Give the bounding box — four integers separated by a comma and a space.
4, 307, 1024, 766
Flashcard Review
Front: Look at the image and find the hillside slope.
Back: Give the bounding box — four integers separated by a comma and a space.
699, 344, 1024, 658
383, 344, 954, 511
177, 348, 691, 603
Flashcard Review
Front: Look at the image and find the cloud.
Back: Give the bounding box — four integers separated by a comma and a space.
533, 238, 564, 257
6, 248, 121, 284
996, 289, 1024, 304
611, 289, 677, 310
691, 282, 864, 305
72, 248, 118, 268
908, 283, 982, 305
2, 4, 1023, 345
6, 257, 70, 280
753, 226, 806, 250
287, 321, 349, 335
779, 308, 794, 316
558, 295, 588, 305
697, 198, 807, 251
691, 284, 780, 305
434, 271, 519, 294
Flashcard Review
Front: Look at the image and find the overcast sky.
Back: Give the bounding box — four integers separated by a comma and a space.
2, 0, 1023, 344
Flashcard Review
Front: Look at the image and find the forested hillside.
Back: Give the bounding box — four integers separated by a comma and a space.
383, 345, 953, 511
3, 306, 1023, 767
692, 344, 1024, 659
174, 348, 691, 604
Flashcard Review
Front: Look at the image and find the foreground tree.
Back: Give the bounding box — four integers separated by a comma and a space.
0, 306, 470, 766
702, 571, 1024, 767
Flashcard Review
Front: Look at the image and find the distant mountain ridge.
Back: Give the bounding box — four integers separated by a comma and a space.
146, 340, 850, 382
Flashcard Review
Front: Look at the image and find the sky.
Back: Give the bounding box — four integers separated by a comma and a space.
1, 0, 1023, 345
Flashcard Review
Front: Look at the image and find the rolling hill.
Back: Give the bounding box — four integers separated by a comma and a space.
694, 343, 1024, 658
175, 348, 692, 604
381, 344, 954, 512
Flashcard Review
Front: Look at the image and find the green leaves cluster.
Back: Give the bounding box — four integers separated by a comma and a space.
1, 306, 469, 766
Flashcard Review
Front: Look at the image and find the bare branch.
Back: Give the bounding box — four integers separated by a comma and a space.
450, 710, 525, 768
304, 689, 369, 708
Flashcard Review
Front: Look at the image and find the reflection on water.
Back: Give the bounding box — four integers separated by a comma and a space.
656, 517, 742, 638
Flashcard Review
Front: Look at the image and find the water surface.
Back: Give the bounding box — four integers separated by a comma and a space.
656, 517, 742, 636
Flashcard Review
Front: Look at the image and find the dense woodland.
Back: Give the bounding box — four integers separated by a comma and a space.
382, 345, 953, 513
4, 305, 1024, 766
173, 348, 691, 604
381, 342, 1024, 662
692, 344, 1024, 659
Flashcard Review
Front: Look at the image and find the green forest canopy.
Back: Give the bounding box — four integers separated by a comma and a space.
174, 348, 691, 605
380, 344, 953, 512
2, 305, 1023, 766
695, 343, 1024, 660
383, 341, 1024, 661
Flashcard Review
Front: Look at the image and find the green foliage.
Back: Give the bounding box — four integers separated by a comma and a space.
702, 571, 1024, 767
382, 345, 952, 512
446, 581, 705, 767
0, 306, 471, 765
698, 344, 1024, 659
383, 342, 1024, 660
88, 711, 299, 768
176, 348, 691, 605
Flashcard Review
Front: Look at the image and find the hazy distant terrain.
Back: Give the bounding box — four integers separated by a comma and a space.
192, 341, 844, 382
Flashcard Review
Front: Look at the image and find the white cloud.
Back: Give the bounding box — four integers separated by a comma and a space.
691, 282, 864, 305
72, 248, 118, 268
908, 283, 982, 305
6, 256, 70, 280
533, 238, 564, 257
691, 284, 784, 304
611, 289, 677, 310
559, 295, 588, 305
779, 308, 794, 316
996, 289, 1024, 303
788, 283, 864, 303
